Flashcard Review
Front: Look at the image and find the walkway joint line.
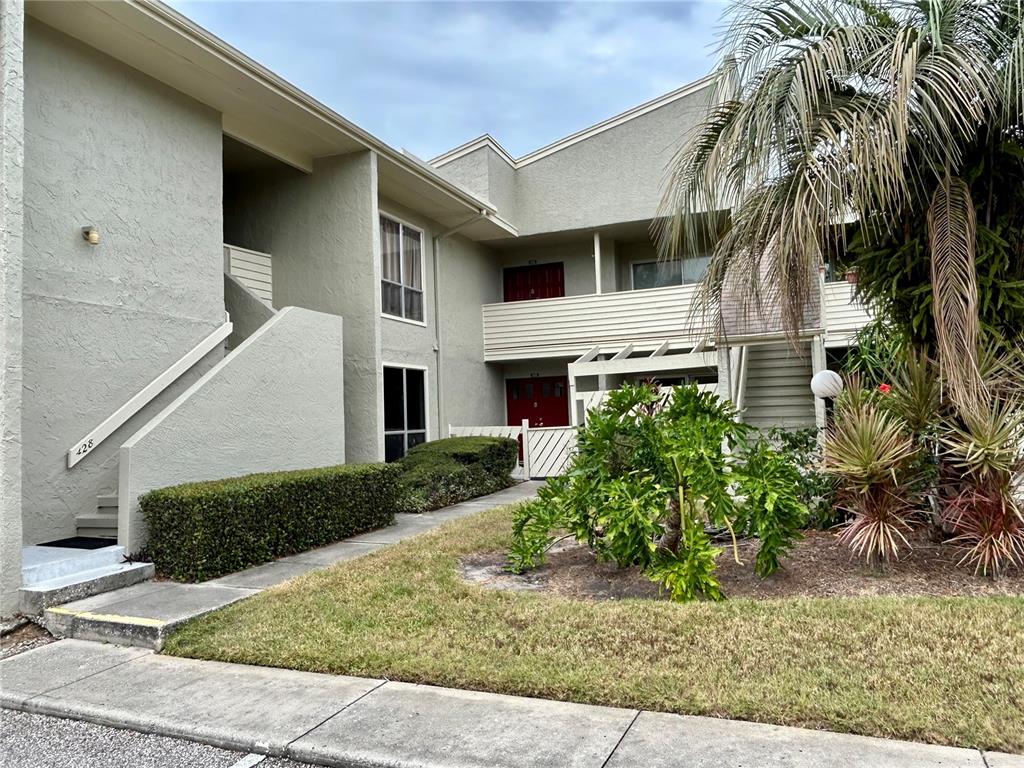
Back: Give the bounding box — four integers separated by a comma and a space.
599, 708, 642, 768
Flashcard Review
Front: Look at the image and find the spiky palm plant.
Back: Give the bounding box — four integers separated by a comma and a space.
658, 0, 1024, 409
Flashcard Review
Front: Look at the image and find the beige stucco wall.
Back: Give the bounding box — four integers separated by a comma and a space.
224, 151, 379, 463
0, 0, 23, 616
21, 19, 225, 545
119, 307, 345, 553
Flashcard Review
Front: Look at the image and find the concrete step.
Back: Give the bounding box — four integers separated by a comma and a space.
21, 545, 127, 587
97, 494, 118, 510
76, 512, 117, 540
19, 560, 154, 615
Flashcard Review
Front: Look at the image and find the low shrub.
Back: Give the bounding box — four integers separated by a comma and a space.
141, 463, 402, 581
509, 383, 808, 601
396, 436, 518, 513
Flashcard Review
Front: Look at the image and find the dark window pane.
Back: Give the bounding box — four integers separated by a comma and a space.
404, 289, 424, 322
382, 282, 402, 317
525, 383, 534, 399
407, 431, 426, 452
406, 369, 426, 430
384, 433, 405, 462
383, 367, 404, 431
632, 260, 682, 290
542, 382, 551, 398
554, 382, 564, 398
511, 384, 519, 400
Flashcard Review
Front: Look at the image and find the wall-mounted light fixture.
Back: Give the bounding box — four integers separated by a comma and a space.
81, 226, 100, 245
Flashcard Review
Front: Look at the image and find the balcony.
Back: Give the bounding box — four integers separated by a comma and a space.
481, 281, 872, 362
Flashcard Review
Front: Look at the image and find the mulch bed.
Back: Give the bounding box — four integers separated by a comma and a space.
0, 619, 55, 660
461, 528, 1024, 600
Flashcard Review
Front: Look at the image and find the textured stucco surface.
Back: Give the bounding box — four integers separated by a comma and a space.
512, 89, 712, 236
438, 233, 504, 428
223, 273, 274, 349
119, 307, 345, 553
378, 196, 504, 434
224, 151, 380, 463
0, 0, 24, 616
435, 88, 711, 238
20, 20, 225, 545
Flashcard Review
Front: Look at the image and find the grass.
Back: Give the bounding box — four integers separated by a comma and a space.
166, 506, 1024, 752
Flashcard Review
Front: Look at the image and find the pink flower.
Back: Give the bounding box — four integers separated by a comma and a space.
879, 383, 892, 394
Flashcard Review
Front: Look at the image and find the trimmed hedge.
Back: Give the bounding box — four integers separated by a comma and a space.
141, 463, 401, 582
396, 436, 518, 513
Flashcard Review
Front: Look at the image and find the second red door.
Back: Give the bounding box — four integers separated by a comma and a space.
506, 376, 569, 428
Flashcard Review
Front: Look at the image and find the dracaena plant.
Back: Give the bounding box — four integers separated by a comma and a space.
826, 378, 923, 565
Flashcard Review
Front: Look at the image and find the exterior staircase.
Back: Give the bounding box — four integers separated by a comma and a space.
75, 494, 118, 540
741, 342, 816, 430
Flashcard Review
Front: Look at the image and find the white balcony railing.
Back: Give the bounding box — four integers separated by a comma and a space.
482, 282, 872, 362
482, 284, 709, 361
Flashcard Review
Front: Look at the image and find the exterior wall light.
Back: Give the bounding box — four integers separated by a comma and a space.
810, 369, 844, 399
81, 226, 100, 245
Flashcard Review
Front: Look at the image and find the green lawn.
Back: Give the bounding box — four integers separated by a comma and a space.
166, 506, 1024, 752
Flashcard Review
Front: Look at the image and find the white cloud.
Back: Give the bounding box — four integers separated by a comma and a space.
171, 0, 723, 158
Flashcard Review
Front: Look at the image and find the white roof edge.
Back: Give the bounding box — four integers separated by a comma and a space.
136, 0, 497, 217
431, 134, 517, 169
430, 74, 717, 171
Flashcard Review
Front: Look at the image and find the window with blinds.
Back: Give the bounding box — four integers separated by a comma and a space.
380, 216, 424, 323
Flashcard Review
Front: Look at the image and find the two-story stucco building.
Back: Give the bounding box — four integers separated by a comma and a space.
0, 0, 870, 615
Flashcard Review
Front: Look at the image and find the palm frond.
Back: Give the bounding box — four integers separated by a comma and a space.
927, 174, 984, 409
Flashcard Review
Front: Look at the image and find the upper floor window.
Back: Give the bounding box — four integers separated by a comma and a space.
381, 215, 424, 323
631, 255, 710, 290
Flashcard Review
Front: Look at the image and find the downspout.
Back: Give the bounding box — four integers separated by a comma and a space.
433, 210, 489, 437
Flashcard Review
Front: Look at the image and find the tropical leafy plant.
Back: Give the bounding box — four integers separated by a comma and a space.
508, 383, 808, 600
658, 0, 1024, 411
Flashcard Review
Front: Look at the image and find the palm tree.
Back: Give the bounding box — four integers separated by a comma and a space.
657, 0, 1024, 409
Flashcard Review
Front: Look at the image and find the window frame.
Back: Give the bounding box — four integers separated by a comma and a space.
628, 254, 710, 291
379, 213, 427, 326
382, 363, 429, 462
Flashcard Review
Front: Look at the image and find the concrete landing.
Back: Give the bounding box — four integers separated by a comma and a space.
2, 640, 1017, 768
41, 482, 543, 650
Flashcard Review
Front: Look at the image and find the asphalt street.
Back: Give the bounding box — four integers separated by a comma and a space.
0, 710, 311, 768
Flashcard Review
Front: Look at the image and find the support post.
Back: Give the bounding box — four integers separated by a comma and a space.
811, 334, 828, 431
593, 231, 602, 295
521, 419, 532, 479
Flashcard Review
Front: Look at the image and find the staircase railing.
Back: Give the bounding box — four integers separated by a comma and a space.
67, 315, 233, 467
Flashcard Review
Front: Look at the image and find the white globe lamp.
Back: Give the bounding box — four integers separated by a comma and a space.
810, 370, 844, 399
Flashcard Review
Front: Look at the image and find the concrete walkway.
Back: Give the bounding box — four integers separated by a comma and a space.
42, 482, 543, 650
1, 639, 1020, 768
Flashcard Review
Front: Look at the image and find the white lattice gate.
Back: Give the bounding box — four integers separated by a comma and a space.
448, 420, 576, 478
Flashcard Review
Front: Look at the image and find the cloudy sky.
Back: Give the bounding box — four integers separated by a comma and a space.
170, 1, 724, 160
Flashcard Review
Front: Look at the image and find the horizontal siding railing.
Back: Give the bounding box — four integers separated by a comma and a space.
483, 281, 874, 360
823, 282, 873, 347
482, 284, 708, 361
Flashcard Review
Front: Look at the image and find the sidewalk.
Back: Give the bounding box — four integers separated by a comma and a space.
2, 639, 1019, 768
41, 482, 542, 650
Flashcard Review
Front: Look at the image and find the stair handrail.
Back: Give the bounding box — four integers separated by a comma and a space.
67, 314, 233, 468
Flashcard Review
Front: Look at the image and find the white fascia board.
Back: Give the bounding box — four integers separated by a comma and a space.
431, 135, 517, 169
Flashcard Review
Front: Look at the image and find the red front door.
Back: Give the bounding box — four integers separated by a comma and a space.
506, 376, 570, 428
503, 263, 565, 302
